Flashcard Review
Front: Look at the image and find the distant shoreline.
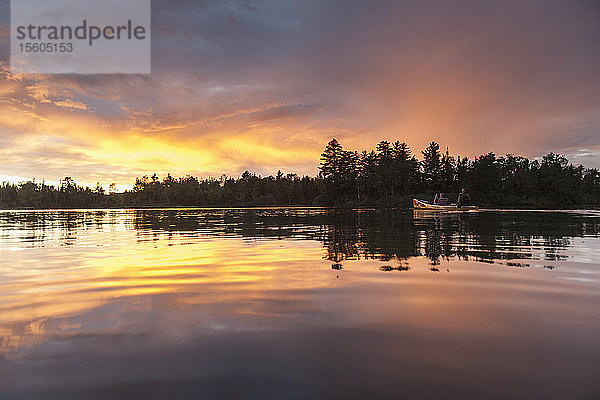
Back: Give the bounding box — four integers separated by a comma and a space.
1, 205, 598, 212
2, 139, 599, 209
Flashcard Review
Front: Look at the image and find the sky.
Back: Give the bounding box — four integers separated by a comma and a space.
0, 0, 599, 188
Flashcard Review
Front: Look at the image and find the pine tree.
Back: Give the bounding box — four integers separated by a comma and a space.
421, 142, 442, 192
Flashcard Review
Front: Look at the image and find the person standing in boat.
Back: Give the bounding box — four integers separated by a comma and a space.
457, 188, 470, 209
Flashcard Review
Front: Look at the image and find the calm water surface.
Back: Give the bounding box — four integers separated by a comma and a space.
0, 208, 599, 399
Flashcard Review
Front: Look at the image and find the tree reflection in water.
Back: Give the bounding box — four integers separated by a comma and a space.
130, 208, 600, 268
1, 208, 598, 269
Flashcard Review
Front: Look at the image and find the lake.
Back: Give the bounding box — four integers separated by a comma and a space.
0, 208, 599, 399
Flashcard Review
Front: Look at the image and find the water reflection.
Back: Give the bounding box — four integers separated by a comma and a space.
2, 208, 598, 265
0, 208, 599, 399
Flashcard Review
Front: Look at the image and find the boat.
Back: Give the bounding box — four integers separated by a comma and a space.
412, 198, 478, 211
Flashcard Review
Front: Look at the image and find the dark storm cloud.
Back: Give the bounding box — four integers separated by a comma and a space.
147, 0, 600, 155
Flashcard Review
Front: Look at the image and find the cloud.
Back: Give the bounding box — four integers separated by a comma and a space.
53, 99, 88, 110
0, 0, 598, 186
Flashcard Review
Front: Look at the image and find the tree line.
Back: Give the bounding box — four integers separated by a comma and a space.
318, 139, 600, 206
1, 139, 599, 208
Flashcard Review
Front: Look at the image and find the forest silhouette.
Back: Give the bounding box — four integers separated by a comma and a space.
1, 139, 599, 208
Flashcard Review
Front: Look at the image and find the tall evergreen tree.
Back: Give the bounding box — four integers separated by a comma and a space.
421, 142, 442, 192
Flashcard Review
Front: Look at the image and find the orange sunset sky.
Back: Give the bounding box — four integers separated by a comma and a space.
0, 0, 599, 189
